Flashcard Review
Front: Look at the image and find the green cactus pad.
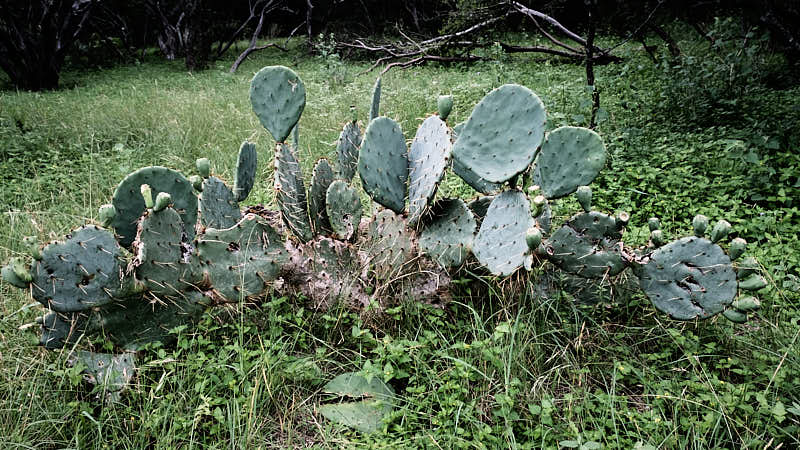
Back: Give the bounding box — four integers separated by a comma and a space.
738, 274, 767, 291
710, 220, 731, 243
326, 180, 362, 241
336, 121, 362, 182
275, 143, 313, 242
419, 199, 476, 268
692, 214, 709, 236
408, 115, 453, 225
98, 204, 116, 228
250, 66, 306, 142
196, 158, 211, 178
576, 186, 592, 212
2, 263, 29, 288
729, 238, 747, 261
369, 77, 381, 122
452, 84, 546, 183
452, 157, 503, 194
536, 126, 606, 199
364, 210, 413, 279
233, 141, 258, 202
197, 214, 288, 302
358, 117, 408, 213
438, 95, 453, 121
473, 191, 535, 276
639, 236, 737, 320
40, 311, 88, 349
535, 199, 552, 234
544, 211, 626, 278
200, 176, 242, 229
30, 225, 130, 312
112, 166, 197, 247
153, 192, 172, 212
309, 158, 335, 235
134, 207, 197, 296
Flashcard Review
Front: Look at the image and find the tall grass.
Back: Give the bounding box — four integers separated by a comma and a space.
1, 36, 799, 448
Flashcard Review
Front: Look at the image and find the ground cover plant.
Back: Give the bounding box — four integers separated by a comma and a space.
1, 32, 799, 448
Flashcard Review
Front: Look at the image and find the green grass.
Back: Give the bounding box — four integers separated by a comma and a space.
1, 35, 799, 448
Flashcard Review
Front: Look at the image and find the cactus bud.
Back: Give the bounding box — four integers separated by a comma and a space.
576, 186, 591, 212
196, 158, 211, 178
98, 204, 116, 228
23, 236, 41, 260
710, 220, 731, 243
525, 227, 542, 251
189, 175, 203, 192
438, 95, 454, 121
140, 184, 154, 209
731, 296, 760, 312
722, 308, 747, 323
651, 229, 665, 247
2, 264, 29, 288
739, 274, 767, 291
692, 214, 709, 237
531, 195, 546, 217
9, 257, 32, 282
648, 217, 661, 232
729, 238, 746, 261
737, 256, 759, 278
154, 192, 172, 212
615, 211, 630, 232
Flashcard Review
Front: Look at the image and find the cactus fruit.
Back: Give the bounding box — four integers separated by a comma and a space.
189, 175, 203, 192
544, 211, 627, 278
309, 159, 335, 235
729, 238, 747, 261
111, 166, 198, 247
200, 176, 242, 229
154, 192, 172, 212
438, 94, 453, 121
738, 274, 767, 291
419, 199, 476, 268
536, 127, 606, 199
275, 143, 313, 242
408, 115, 452, 225
452, 85, 546, 183
196, 158, 211, 178
710, 220, 731, 243
233, 141, 258, 202
692, 214, 709, 236
638, 236, 737, 320
2, 263, 29, 288
250, 66, 306, 143
731, 296, 760, 312
526, 227, 543, 251
326, 180, 362, 241
98, 204, 116, 228
358, 117, 408, 213
473, 191, 535, 276
576, 186, 592, 212
650, 229, 666, 247
723, 308, 748, 323
30, 225, 130, 312
648, 217, 661, 231
197, 215, 287, 302
336, 121, 362, 182
369, 77, 381, 122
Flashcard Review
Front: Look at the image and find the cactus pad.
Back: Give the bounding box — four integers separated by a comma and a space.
452, 84, 546, 183
438, 95, 453, 121
200, 176, 242, 229
40, 311, 88, 349
536, 126, 606, 199
326, 180, 362, 241
408, 115, 452, 225
275, 143, 313, 242
250, 66, 306, 142
419, 199, 476, 268
358, 117, 408, 213
197, 214, 288, 302
233, 141, 258, 202
336, 121, 362, 181
2, 263, 29, 288
473, 191, 535, 276
112, 166, 197, 247
364, 210, 413, 279
133, 207, 196, 296
30, 225, 130, 312
309, 158, 335, 235
639, 236, 737, 320
544, 211, 627, 278
452, 157, 503, 194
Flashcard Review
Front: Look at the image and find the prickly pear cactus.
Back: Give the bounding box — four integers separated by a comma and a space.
233, 141, 258, 202
358, 117, 408, 213
452, 84, 546, 183
408, 115, 452, 225
309, 158, 335, 235
544, 211, 627, 279
473, 190, 535, 276
133, 205, 197, 296
275, 143, 313, 242
535, 127, 606, 199
250, 66, 306, 142
30, 225, 131, 312
336, 121, 362, 182
364, 210, 413, 279
200, 176, 242, 229
419, 199, 476, 268
326, 180, 362, 241
111, 166, 197, 247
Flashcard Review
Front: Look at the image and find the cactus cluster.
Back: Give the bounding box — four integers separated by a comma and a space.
2, 66, 766, 396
